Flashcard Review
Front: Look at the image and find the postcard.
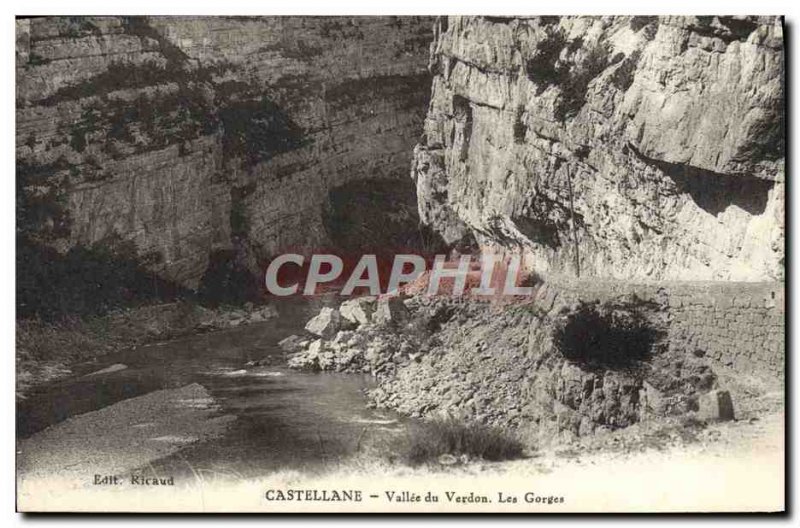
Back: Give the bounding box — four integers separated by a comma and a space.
15, 14, 785, 513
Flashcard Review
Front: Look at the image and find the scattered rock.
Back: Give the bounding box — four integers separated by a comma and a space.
307, 339, 324, 357
245, 357, 275, 367
246, 305, 278, 323
374, 296, 410, 325
83, 363, 128, 377
195, 304, 278, 330
305, 307, 342, 338
640, 381, 666, 417
438, 453, 458, 465
339, 296, 377, 326
331, 330, 354, 346
278, 334, 306, 354
287, 339, 325, 371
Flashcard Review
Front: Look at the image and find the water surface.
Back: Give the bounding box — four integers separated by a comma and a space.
17, 296, 400, 478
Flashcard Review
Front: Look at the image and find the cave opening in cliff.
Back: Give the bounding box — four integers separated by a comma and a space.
323, 177, 452, 258
197, 249, 261, 307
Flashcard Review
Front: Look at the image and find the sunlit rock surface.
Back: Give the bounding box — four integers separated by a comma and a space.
412, 16, 784, 281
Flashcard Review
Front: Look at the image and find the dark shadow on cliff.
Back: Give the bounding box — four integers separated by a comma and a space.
196, 249, 261, 307
219, 96, 308, 168
16, 236, 189, 322
311, 177, 477, 294
627, 143, 774, 216
17, 157, 189, 321
323, 177, 456, 257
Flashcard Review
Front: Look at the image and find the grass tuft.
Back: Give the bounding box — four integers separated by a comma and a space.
385, 417, 526, 467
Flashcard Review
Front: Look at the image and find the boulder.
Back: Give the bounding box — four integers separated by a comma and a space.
246, 357, 274, 367
307, 339, 324, 356
639, 381, 666, 417
438, 453, 458, 466
83, 363, 128, 377
278, 334, 306, 354
248, 312, 266, 323
332, 330, 355, 345
373, 296, 410, 325
698, 390, 735, 422
287, 339, 325, 371
249, 305, 278, 323
339, 296, 377, 326
305, 307, 342, 338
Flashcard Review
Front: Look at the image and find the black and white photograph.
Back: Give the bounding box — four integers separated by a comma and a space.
11, 9, 787, 514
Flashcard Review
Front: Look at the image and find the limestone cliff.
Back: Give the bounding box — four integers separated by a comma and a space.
412, 16, 784, 281
16, 16, 433, 288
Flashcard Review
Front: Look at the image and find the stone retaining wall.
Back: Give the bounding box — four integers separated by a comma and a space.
539, 279, 785, 383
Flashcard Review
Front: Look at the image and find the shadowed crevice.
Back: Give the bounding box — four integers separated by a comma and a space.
628, 143, 773, 216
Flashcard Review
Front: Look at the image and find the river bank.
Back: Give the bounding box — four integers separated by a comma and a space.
17, 406, 784, 512
15, 286, 784, 512
17, 294, 399, 488
16, 300, 278, 399
284, 280, 785, 449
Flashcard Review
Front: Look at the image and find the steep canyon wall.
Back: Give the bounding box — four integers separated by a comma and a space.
412, 16, 785, 282
16, 16, 433, 288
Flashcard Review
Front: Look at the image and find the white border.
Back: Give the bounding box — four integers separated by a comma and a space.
2, 1, 796, 526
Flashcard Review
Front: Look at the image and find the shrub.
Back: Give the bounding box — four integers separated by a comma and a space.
555, 42, 611, 120
386, 417, 525, 466
519, 270, 544, 288
219, 96, 306, 167
554, 300, 664, 370
16, 235, 188, 321
41, 60, 179, 106
27, 54, 51, 67
196, 249, 260, 307
629, 16, 657, 33
526, 29, 568, 90
525, 28, 614, 120
609, 49, 641, 92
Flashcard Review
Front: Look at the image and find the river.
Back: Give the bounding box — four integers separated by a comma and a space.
17, 296, 401, 481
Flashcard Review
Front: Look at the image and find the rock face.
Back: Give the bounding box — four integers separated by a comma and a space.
339, 296, 376, 325
373, 296, 411, 325
304, 307, 344, 338
412, 16, 785, 281
16, 16, 433, 287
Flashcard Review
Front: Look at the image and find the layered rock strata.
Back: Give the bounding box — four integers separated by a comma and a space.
17, 16, 433, 287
